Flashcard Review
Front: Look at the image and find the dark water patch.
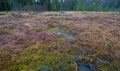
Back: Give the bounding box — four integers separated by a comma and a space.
37, 66, 50, 71
41, 67, 50, 71
76, 62, 96, 71
53, 31, 62, 36
97, 56, 111, 63
52, 27, 75, 40
52, 27, 62, 36
73, 54, 79, 61
73, 54, 97, 71
63, 33, 75, 39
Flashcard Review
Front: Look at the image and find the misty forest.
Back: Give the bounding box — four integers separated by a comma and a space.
0, 0, 120, 71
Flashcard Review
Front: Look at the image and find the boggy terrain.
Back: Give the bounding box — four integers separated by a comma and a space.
0, 12, 120, 71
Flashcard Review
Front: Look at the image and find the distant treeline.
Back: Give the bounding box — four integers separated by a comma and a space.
0, 0, 120, 11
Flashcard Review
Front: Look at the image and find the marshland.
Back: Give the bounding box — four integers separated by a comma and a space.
0, 0, 120, 71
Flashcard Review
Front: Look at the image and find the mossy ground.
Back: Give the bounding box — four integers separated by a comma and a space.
0, 12, 120, 71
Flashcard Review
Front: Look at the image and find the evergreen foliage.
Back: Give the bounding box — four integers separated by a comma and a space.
0, 0, 120, 11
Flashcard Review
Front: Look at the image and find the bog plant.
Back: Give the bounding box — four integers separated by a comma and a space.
0, 12, 120, 71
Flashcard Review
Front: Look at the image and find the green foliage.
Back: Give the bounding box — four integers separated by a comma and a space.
50, 2, 60, 11
0, 41, 75, 71
0, 0, 120, 11
0, 0, 11, 11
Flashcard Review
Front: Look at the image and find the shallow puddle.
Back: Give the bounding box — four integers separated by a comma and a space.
52, 27, 63, 36
73, 54, 96, 71
97, 56, 111, 63
73, 54, 79, 61
77, 62, 96, 71
40, 66, 50, 71
63, 33, 75, 39
53, 31, 62, 36
52, 27, 75, 39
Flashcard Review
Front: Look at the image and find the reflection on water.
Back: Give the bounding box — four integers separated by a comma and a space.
73, 54, 96, 71
97, 56, 111, 63
52, 27, 75, 39
41, 66, 49, 71
77, 62, 96, 71
63, 33, 75, 39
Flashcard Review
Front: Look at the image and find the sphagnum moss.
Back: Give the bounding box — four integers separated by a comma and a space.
0, 12, 120, 71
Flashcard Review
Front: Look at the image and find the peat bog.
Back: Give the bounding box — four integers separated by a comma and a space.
0, 12, 120, 71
